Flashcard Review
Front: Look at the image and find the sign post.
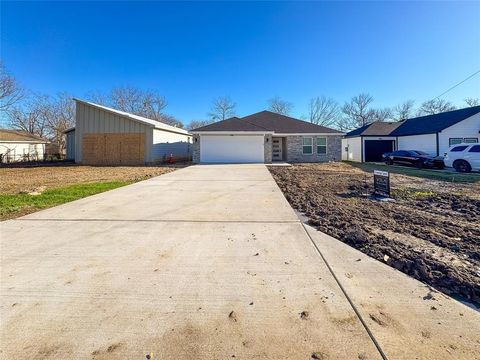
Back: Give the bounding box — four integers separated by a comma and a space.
373, 170, 390, 197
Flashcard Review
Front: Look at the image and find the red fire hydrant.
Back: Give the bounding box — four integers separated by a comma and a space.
167, 154, 174, 164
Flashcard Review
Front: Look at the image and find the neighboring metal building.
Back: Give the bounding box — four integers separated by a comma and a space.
66, 99, 191, 165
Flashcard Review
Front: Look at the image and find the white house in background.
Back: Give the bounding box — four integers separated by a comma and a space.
65, 99, 192, 165
342, 106, 480, 162
0, 129, 49, 163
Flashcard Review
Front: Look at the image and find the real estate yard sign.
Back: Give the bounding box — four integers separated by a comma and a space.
373, 170, 390, 197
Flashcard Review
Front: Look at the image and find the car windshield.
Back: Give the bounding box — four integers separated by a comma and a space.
411, 150, 428, 155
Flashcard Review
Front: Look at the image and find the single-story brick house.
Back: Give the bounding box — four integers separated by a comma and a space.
190, 110, 344, 163
342, 105, 480, 162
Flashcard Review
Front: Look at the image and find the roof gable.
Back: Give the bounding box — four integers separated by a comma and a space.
192, 110, 343, 134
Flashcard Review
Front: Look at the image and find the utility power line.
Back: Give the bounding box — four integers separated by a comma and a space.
432, 69, 480, 101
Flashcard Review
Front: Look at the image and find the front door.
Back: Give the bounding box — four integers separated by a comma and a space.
272, 137, 283, 161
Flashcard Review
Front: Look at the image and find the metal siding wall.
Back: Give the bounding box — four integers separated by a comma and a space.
75, 103, 83, 162
66, 131, 75, 160
75, 101, 150, 163
150, 128, 191, 162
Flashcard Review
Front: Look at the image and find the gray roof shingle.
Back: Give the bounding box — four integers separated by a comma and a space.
0, 129, 49, 142
390, 106, 480, 136
344, 122, 403, 137
192, 111, 342, 133
345, 106, 480, 138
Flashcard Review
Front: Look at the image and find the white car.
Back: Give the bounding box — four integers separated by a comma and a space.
444, 143, 480, 173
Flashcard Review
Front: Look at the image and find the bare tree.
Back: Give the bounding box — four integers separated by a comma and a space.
159, 114, 183, 128
341, 93, 376, 128
188, 119, 215, 130
465, 98, 480, 107
85, 86, 180, 126
333, 118, 351, 132
308, 96, 340, 127
392, 100, 415, 121
371, 107, 392, 122
46, 93, 75, 153
8, 94, 50, 138
85, 90, 109, 106
110, 86, 168, 120
268, 96, 293, 116
0, 62, 24, 113
208, 96, 236, 121
417, 98, 455, 115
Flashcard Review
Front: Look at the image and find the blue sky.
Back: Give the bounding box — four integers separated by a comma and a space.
2, 1, 479, 125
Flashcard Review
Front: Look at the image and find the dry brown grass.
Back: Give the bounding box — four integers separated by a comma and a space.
0, 165, 183, 194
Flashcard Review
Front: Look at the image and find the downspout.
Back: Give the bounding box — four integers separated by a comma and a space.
436, 132, 439, 156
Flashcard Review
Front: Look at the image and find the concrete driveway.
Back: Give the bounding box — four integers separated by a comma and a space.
1, 165, 479, 359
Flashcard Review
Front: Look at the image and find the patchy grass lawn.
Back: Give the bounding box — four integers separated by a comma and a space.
269, 162, 480, 306
0, 165, 183, 220
347, 161, 480, 184
0, 182, 129, 220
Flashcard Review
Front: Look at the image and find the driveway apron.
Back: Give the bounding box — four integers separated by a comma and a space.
1, 165, 383, 359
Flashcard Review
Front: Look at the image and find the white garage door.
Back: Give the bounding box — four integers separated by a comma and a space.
200, 135, 265, 163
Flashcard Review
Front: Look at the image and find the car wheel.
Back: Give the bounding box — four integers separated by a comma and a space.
453, 160, 471, 173
386, 158, 393, 165
415, 160, 423, 169
437, 163, 445, 170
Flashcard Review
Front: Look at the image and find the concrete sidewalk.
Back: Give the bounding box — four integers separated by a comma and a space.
1, 164, 478, 359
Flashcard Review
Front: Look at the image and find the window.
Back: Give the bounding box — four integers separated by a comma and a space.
449, 137, 478, 146
468, 145, 480, 153
317, 137, 327, 154
449, 138, 463, 146
451, 145, 468, 152
302, 137, 313, 154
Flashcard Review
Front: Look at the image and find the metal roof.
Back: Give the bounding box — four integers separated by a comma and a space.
73, 99, 190, 135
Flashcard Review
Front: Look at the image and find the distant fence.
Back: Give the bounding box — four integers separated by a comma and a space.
0, 152, 66, 164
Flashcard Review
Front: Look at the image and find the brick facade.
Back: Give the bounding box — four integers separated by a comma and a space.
192, 134, 200, 163
192, 134, 341, 163
285, 135, 342, 163
264, 134, 272, 163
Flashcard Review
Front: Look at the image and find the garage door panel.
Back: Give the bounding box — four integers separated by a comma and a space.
200, 135, 264, 163
364, 140, 394, 162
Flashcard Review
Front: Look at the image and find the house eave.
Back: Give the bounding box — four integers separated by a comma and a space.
192, 131, 274, 135
274, 132, 344, 136
0, 140, 49, 144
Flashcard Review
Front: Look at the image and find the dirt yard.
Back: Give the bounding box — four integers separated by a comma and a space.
0, 165, 181, 194
269, 162, 480, 306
